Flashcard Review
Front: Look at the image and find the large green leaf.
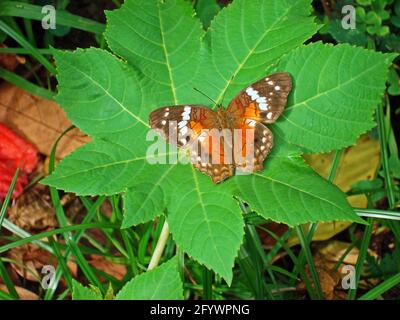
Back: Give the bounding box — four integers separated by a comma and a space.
272, 42, 397, 152
115, 257, 183, 300
198, 0, 319, 107
105, 0, 204, 105
42, 0, 394, 283
230, 154, 365, 226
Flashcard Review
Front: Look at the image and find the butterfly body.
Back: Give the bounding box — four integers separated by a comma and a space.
149, 73, 292, 184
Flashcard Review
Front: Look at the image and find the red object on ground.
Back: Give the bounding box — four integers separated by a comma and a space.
0, 123, 38, 199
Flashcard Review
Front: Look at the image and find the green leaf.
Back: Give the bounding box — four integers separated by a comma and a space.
356, 0, 372, 5
115, 257, 183, 299
272, 42, 396, 152
365, 11, 381, 25
230, 156, 365, 226
166, 165, 244, 284
105, 0, 204, 104
71, 280, 103, 300
328, 19, 368, 47
196, 0, 319, 107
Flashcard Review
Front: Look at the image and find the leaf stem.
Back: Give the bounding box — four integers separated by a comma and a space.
147, 221, 170, 270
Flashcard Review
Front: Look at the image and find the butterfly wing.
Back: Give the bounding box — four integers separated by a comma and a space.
149, 105, 217, 147
228, 72, 291, 172
233, 121, 273, 173
191, 129, 235, 184
227, 72, 292, 123
149, 105, 234, 183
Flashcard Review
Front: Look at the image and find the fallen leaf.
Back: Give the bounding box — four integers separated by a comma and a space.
0, 284, 38, 300
8, 184, 58, 232
0, 44, 26, 71
0, 83, 90, 158
7, 243, 77, 282
89, 255, 126, 281
297, 253, 345, 300
318, 240, 360, 266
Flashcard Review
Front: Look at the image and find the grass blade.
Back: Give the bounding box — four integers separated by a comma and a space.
359, 272, 400, 300
0, 20, 55, 74
0, 67, 55, 100
0, 168, 19, 228
0, 1, 105, 34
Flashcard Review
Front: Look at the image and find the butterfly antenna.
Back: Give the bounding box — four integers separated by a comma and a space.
193, 87, 218, 107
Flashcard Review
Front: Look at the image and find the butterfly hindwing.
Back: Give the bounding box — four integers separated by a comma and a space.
227, 72, 292, 123
234, 121, 273, 174
191, 129, 235, 183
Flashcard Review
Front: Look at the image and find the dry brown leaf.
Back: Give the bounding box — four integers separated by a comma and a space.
318, 240, 360, 267
89, 255, 127, 281
0, 83, 90, 158
0, 44, 26, 71
7, 243, 77, 282
7, 244, 56, 282
8, 184, 58, 232
0, 284, 39, 300
297, 253, 346, 300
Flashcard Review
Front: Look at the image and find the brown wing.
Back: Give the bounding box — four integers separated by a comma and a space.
149, 105, 234, 183
149, 105, 217, 147
233, 121, 273, 174
191, 128, 235, 184
227, 72, 292, 123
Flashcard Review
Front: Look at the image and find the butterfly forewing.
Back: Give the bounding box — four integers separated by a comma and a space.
227, 72, 292, 123
149, 105, 217, 147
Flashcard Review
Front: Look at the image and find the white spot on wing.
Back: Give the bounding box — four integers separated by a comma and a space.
259, 103, 268, 110
180, 126, 188, 136
267, 112, 273, 120
274, 85, 281, 91
164, 112, 169, 117
161, 120, 167, 125
267, 80, 274, 85
246, 87, 260, 101
178, 120, 187, 128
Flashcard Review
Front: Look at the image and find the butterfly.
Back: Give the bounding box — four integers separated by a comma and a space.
149, 72, 292, 184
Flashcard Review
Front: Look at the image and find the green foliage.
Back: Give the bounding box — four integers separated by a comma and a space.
195, 0, 221, 29
72, 280, 103, 300
71, 258, 183, 300
42, 0, 395, 283
115, 258, 184, 299
325, 0, 400, 51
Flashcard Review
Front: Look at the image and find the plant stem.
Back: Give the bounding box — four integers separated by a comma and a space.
147, 221, 170, 270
